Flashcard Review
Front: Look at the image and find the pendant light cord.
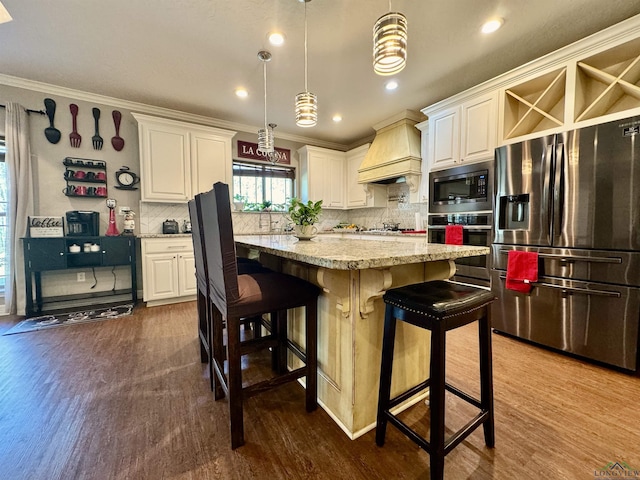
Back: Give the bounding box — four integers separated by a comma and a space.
263, 60, 268, 131
304, 1, 308, 92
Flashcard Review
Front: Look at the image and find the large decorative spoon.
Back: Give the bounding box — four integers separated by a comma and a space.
111, 110, 125, 151
43, 98, 61, 144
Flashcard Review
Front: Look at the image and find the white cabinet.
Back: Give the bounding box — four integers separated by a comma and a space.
177, 252, 197, 296
427, 92, 497, 170
299, 145, 346, 209
460, 92, 497, 163
346, 144, 386, 208
190, 129, 233, 197
429, 105, 460, 169
141, 237, 197, 305
133, 113, 235, 202
414, 120, 430, 203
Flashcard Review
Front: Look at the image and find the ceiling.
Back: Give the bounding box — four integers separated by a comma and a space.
1, 1, 640, 148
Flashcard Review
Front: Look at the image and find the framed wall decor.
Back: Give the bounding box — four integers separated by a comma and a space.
28, 216, 65, 237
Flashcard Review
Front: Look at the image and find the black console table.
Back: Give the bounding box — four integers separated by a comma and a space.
22, 236, 137, 317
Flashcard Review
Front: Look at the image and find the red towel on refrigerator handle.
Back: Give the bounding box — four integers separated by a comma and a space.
445, 225, 464, 245
506, 250, 539, 293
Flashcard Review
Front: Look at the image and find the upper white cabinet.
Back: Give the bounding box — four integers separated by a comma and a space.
299, 145, 346, 209
427, 92, 497, 170
190, 129, 233, 197
133, 113, 235, 202
346, 144, 386, 208
428, 105, 459, 169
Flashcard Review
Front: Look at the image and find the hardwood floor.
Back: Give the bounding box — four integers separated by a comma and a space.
0, 302, 638, 479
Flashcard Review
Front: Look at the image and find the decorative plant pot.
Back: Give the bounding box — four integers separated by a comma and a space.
233, 201, 245, 212
293, 224, 318, 240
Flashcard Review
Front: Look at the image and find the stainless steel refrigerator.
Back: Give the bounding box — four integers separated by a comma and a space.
492, 115, 640, 371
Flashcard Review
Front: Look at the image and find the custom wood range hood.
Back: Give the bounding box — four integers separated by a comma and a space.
357, 110, 424, 185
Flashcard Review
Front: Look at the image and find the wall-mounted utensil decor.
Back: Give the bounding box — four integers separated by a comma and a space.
43, 98, 61, 144
111, 110, 125, 151
69, 103, 81, 148
92, 107, 103, 150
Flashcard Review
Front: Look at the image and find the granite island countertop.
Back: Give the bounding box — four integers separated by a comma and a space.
235, 235, 489, 270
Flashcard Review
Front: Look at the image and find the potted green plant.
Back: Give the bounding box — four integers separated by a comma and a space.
287, 198, 323, 239
261, 200, 272, 211
233, 194, 246, 212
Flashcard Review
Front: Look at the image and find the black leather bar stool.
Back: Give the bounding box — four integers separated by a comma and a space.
376, 280, 496, 480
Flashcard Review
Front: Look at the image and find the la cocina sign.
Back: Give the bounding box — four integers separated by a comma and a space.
237, 140, 291, 164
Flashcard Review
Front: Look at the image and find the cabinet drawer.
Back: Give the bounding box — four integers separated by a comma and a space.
142, 238, 193, 254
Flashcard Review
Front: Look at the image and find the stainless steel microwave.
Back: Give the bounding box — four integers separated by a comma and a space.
429, 160, 494, 213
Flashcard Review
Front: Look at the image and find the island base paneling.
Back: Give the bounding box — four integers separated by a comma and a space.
256, 253, 456, 438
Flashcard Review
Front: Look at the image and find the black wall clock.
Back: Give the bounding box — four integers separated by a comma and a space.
115, 166, 140, 190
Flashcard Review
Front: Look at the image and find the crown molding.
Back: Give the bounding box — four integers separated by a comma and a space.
422, 13, 640, 115
0, 73, 348, 151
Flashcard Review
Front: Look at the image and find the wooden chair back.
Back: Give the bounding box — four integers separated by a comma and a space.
197, 182, 240, 315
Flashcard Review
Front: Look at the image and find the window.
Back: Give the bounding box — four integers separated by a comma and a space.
0, 138, 6, 297
232, 161, 295, 212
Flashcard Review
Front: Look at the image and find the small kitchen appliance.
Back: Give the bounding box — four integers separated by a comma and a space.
66, 211, 99, 236
163, 219, 179, 234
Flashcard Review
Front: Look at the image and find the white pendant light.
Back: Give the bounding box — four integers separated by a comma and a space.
295, 0, 317, 128
257, 50, 276, 161
373, 1, 407, 76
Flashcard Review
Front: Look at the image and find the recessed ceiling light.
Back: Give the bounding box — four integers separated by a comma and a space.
385, 80, 398, 91
268, 32, 285, 46
481, 18, 504, 34
235, 88, 248, 98
332, 114, 342, 123
0, 2, 13, 24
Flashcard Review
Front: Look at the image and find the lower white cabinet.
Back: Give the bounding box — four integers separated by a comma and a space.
141, 237, 197, 305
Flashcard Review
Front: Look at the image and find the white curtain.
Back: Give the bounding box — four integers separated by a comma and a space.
5, 103, 34, 315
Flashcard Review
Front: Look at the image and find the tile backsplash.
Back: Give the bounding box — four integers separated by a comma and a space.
138, 184, 428, 234
138, 202, 191, 234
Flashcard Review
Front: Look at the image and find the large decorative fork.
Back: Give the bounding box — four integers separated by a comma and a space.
69, 103, 81, 148
92, 108, 103, 150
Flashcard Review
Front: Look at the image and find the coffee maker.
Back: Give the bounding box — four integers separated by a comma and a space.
66, 211, 100, 236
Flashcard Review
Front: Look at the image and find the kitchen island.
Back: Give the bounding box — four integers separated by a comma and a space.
235, 234, 489, 439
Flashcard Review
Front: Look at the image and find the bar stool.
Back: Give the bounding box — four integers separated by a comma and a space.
187, 199, 268, 372
376, 280, 496, 480
198, 182, 320, 449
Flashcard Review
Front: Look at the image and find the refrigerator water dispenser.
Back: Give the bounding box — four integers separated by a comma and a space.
498, 194, 530, 230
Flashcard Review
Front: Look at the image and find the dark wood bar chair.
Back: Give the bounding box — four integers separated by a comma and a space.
197, 182, 320, 449
376, 280, 496, 480
187, 200, 267, 374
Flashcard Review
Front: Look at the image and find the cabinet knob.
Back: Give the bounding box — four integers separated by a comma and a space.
59, 252, 64, 256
